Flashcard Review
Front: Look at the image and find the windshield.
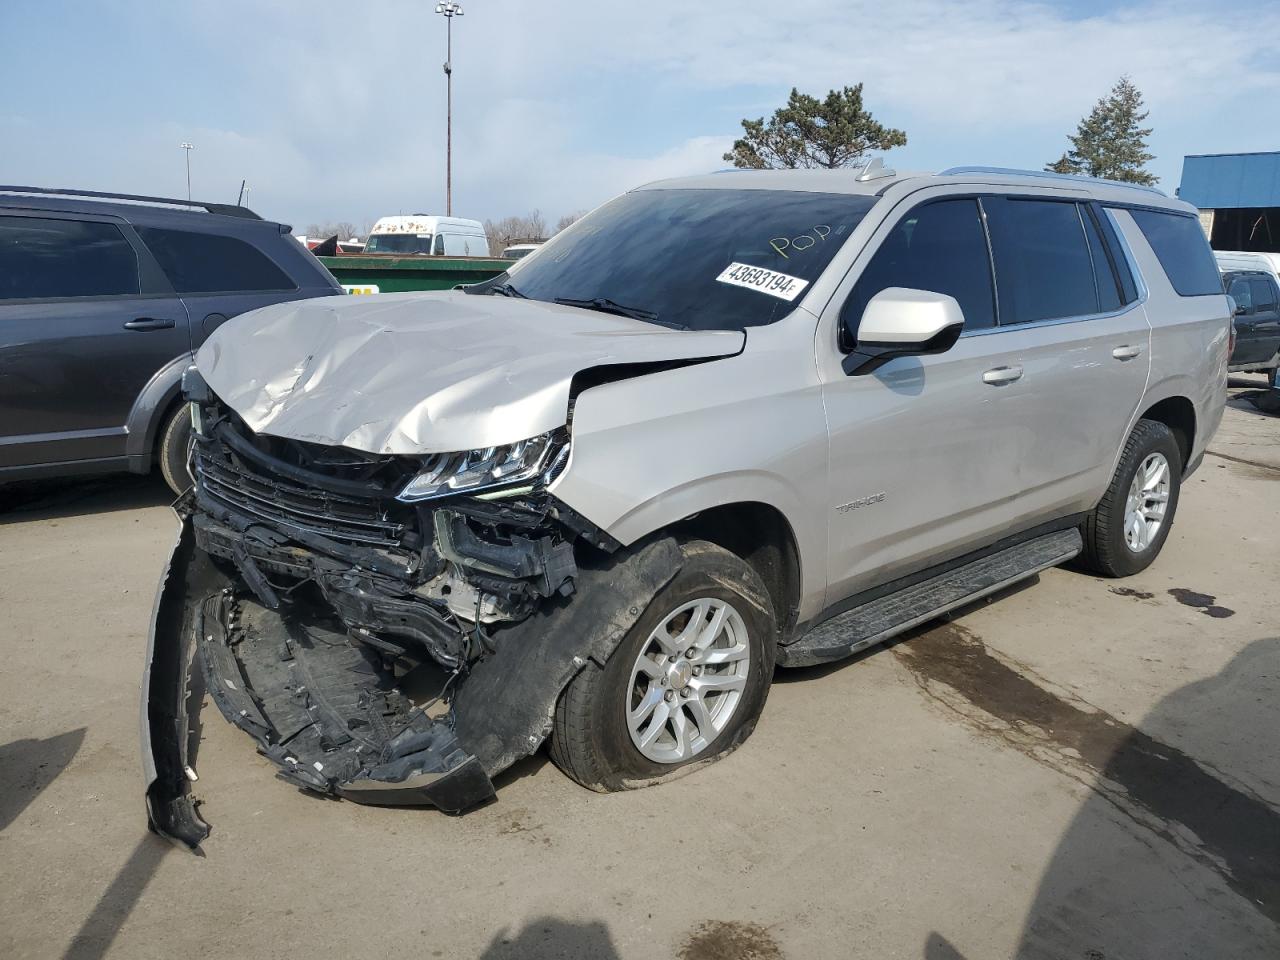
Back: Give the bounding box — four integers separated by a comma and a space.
365, 233, 432, 255
497, 188, 876, 330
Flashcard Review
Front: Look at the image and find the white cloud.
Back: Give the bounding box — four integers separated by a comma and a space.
6, 0, 1279, 225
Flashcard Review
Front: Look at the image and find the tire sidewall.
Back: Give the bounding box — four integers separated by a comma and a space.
585, 544, 776, 788
159, 405, 194, 495
1106, 424, 1182, 576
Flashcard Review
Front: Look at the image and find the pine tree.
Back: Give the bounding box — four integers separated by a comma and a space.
724, 85, 906, 170
1045, 77, 1156, 185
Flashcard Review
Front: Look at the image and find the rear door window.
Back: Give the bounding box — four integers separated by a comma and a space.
0, 216, 139, 300
1127, 209, 1222, 296
844, 198, 997, 335
983, 198, 1098, 324
1250, 278, 1277, 313
137, 227, 294, 294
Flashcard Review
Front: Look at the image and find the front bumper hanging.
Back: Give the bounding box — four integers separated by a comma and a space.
142, 513, 684, 851
141, 519, 495, 850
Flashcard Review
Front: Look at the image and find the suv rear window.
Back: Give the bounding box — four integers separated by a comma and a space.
983, 198, 1099, 324
138, 227, 294, 294
1127, 209, 1221, 297
0, 216, 139, 300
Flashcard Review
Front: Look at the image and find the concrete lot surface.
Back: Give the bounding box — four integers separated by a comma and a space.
1, 383, 1277, 960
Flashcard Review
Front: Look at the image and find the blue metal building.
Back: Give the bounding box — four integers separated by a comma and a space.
1178, 151, 1280, 252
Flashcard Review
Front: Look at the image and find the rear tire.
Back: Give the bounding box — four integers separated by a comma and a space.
549, 540, 776, 793
157, 403, 194, 496
1078, 419, 1181, 577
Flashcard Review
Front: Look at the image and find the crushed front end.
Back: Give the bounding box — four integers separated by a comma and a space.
143, 369, 642, 849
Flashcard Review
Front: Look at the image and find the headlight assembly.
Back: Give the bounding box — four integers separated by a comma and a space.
396, 431, 568, 503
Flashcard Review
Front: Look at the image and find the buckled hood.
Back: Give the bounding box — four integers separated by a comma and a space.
196, 291, 744, 454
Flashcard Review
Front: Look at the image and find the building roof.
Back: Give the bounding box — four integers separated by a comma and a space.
1178, 151, 1280, 210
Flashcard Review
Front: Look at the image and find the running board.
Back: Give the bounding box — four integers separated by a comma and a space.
778, 529, 1083, 668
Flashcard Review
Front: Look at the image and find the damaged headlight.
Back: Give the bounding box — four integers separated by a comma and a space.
397, 431, 568, 502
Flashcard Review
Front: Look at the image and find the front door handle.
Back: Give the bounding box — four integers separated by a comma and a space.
1112, 344, 1142, 361
982, 365, 1023, 385
123, 317, 176, 331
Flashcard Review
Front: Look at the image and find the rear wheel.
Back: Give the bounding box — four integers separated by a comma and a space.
157, 403, 194, 495
1078, 419, 1182, 577
549, 540, 776, 792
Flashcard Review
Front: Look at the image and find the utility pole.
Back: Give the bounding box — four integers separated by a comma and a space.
435, 2, 463, 216
180, 142, 194, 201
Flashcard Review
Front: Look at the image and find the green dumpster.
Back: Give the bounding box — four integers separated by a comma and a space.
319, 254, 512, 294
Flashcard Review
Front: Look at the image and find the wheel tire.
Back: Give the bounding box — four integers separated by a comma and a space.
1078, 419, 1182, 578
549, 540, 777, 793
157, 403, 194, 495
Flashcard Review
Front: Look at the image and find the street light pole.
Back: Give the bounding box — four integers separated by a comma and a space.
180, 142, 194, 201
435, 2, 463, 216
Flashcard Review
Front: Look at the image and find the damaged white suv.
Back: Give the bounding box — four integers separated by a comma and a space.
144, 165, 1228, 847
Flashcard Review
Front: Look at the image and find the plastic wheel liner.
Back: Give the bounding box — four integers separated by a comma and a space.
142, 496, 683, 851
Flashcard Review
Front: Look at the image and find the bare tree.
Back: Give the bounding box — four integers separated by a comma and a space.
555, 211, 586, 233
484, 210, 548, 255
304, 221, 361, 240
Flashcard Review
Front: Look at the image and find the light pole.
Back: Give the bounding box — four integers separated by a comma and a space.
180, 142, 194, 201
435, 2, 463, 216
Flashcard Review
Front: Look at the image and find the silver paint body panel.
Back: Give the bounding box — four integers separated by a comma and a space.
195, 290, 742, 454
200, 170, 1229, 627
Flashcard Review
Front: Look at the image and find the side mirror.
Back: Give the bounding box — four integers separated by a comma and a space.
1225, 295, 1240, 317
843, 287, 966, 376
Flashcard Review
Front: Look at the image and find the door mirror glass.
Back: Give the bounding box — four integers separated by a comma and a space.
843, 287, 965, 376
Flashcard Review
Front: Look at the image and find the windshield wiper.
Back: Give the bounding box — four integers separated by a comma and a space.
554, 296, 664, 325
488, 281, 527, 298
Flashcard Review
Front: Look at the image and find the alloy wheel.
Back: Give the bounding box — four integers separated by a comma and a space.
625, 597, 752, 764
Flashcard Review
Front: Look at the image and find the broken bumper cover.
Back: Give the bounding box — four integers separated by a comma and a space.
141, 519, 496, 850
142, 509, 682, 850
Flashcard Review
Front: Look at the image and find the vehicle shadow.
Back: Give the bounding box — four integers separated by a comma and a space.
919, 636, 1280, 958
0, 474, 173, 523
0, 727, 86, 832
1012, 635, 1280, 958
61, 834, 169, 960
476, 916, 620, 960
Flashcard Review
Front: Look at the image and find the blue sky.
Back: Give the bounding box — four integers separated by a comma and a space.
2, 0, 1278, 230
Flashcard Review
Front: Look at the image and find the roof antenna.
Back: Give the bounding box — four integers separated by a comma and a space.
237, 179, 247, 206
855, 157, 895, 182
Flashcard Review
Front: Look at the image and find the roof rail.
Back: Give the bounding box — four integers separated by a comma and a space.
0, 185, 263, 219
938, 166, 1166, 197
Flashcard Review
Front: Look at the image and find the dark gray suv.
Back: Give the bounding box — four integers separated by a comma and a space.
0, 186, 342, 494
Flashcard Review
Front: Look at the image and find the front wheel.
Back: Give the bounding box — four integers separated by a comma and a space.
1078, 419, 1182, 577
157, 403, 194, 496
549, 540, 776, 792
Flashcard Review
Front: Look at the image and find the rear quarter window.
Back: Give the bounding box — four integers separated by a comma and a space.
1127, 209, 1222, 297
137, 226, 295, 294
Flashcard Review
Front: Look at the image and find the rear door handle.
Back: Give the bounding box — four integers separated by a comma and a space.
1112, 345, 1142, 361
123, 317, 176, 331
982, 365, 1023, 385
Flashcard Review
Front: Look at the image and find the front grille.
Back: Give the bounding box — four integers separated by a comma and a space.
196, 443, 409, 546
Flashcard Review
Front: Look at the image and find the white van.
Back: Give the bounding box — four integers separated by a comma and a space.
364, 215, 488, 257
